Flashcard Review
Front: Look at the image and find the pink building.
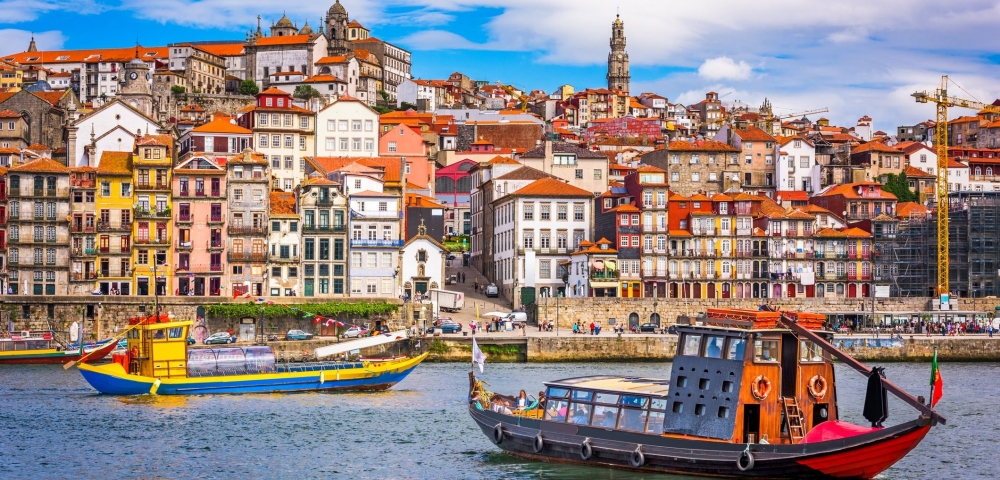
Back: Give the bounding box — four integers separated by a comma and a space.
379, 123, 432, 192
172, 153, 227, 296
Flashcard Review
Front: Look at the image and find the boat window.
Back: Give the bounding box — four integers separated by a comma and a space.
682, 334, 702, 356
546, 387, 569, 399
167, 327, 184, 339
646, 410, 665, 434
704, 336, 725, 358
571, 390, 593, 401
620, 395, 649, 409
617, 407, 649, 432
544, 399, 568, 422
567, 403, 592, 425
799, 340, 824, 362
594, 392, 619, 404
650, 398, 668, 411
754, 339, 779, 363
727, 338, 746, 360
591, 406, 619, 428
152, 329, 166, 340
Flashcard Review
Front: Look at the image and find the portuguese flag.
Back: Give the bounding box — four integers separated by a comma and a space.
930, 350, 943, 407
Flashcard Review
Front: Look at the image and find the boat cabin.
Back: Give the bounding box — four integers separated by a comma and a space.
0, 332, 56, 351
539, 309, 837, 445
121, 314, 191, 378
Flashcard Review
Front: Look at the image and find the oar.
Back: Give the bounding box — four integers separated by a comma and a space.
64, 315, 150, 370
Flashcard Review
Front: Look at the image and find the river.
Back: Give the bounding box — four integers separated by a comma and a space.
0, 362, 994, 479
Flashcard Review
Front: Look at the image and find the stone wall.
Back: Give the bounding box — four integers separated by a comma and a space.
532, 297, 1000, 330
157, 93, 255, 121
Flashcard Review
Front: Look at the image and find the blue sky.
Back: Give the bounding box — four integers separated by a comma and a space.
4, 0, 1000, 129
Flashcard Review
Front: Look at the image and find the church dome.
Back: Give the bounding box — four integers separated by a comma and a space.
25, 80, 52, 92
328, 0, 347, 16
275, 13, 294, 28
299, 21, 314, 35
129, 57, 146, 66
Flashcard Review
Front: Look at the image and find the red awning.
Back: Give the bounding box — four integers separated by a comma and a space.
800, 420, 880, 444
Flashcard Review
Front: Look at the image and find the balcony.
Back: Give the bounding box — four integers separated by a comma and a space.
207, 214, 223, 224
207, 240, 223, 250
228, 225, 268, 235
269, 254, 300, 263
97, 221, 131, 232
7, 187, 19, 197
846, 274, 872, 281
70, 271, 99, 281
71, 179, 96, 189
134, 206, 172, 219
227, 252, 268, 263
135, 236, 170, 245
176, 213, 193, 224
71, 224, 96, 233
98, 269, 132, 279
136, 181, 170, 191
176, 240, 193, 250
350, 239, 404, 248
185, 264, 224, 273
589, 269, 620, 281
640, 269, 668, 278
316, 197, 334, 206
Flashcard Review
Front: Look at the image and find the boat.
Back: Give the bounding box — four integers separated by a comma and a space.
0, 331, 118, 365
468, 308, 946, 479
76, 314, 427, 395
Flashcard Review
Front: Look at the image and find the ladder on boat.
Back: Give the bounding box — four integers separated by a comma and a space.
782, 397, 806, 444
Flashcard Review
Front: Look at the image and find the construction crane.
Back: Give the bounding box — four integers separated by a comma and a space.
912, 75, 1000, 295
757, 99, 828, 135
494, 81, 530, 112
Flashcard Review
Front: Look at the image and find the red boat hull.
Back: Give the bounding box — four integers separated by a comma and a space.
0, 340, 117, 365
797, 425, 931, 478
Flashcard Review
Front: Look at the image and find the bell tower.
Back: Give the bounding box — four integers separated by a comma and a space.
326, 0, 351, 56
119, 48, 153, 117
606, 14, 630, 93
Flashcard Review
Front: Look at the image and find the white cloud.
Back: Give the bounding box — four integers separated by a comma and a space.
397, 30, 493, 50
0, 29, 65, 51
0, 0, 103, 23
697, 57, 752, 81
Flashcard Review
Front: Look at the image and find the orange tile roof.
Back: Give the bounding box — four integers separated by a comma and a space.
511, 177, 592, 197
0, 109, 22, 118
310, 157, 403, 183
96, 151, 132, 175
734, 126, 775, 142
844, 227, 872, 238
303, 74, 343, 83
11, 157, 69, 173
259, 86, 288, 96
851, 141, 903, 155
902, 165, 935, 178
668, 192, 690, 201
487, 155, 520, 165
405, 192, 445, 208
813, 227, 847, 238
636, 165, 665, 173
316, 56, 349, 65
270, 191, 297, 216
180, 104, 205, 112
817, 182, 897, 200
711, 193, 733, 202
610, 203, 640, 213
255, 34, 317, 46
25, 143, 51, 151
303, 175, 338, 186
229, 150, 268, 165
947, 159, 968, 169
897, 202, 931, 218
1, 46, 169, 65
192, 43, 245, 57
774, 190, 809, 202
669, 229, 691, 236
191, 117, 252, 134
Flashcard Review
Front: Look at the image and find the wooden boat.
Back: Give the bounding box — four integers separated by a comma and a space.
77, 314, 427, 395
0, 331, 117, 365
468, 308, 946, 479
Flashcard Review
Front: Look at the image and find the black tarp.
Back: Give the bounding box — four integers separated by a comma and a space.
862, 366, 889, 427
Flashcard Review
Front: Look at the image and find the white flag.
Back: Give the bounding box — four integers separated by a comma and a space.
472, 337, 487, 373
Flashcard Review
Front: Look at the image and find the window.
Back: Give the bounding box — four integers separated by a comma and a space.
540, 204, 550, 220
682, 334, 701, 356
365, 139, 373, 151
800, 156, 810, 168
754, 340, 779, 362
692, 172, 700, 181
553, 154, 576, 165
523, 204, 533, 220
557, 205, 567, 221
523, 231, 534, 248
671, 172, 679, 182
101, 182, 111, 197
800, 340, 823, 362
575, 169, 583, 179
339, 120, 348, 131
574, 205, 584, 221
272, 136, 280, 148
352, 138, 361, 150
539, 260, 551, 278
594, 169, 602, 180
259, 135, 267, 148
388, 141, 396, 153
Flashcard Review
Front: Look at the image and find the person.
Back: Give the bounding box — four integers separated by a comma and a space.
590, 322, 595, 335
572, 323, 578, 334
538, 320, 543, 332
516, 390, 528, 410
602, 411, 617, 428
473, 281, 478, 292
571, 407, 589, 424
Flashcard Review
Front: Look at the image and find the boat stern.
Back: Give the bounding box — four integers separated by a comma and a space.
78, 362, 156, 395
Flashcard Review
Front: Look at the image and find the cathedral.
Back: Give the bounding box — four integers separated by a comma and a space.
607, 14, 630, 93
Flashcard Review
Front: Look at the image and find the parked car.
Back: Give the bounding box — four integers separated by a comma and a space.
638, 323, 660, 333
667, 324, 679, 335
204, 332, 234, 345
447, 254, 457, 260
429, 321, 462, 334
187, 337, 196, 345
342, 325, 366, 339
446, 275, 458, 285
485, 283, 499, 297
285, 329, 315, 341
504, 312, 528, 325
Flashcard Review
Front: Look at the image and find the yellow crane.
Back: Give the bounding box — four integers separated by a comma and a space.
494, 81, 530, 112
912, 75, 1000, 295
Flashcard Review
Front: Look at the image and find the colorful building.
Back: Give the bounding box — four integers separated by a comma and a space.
132, 135, 175, 296
94, 151, 134, 295
173, 153, 227, 296
68, 166, 97, 295
227, 149, 271, 297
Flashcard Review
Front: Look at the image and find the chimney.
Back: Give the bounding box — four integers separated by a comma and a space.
544, 139, 552, 161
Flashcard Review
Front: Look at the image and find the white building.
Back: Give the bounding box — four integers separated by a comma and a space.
267, 191, 301, 297
492, 177, 593, 306
345, 170, 402, 298
566, 239, 619, 298
315, 96, 380, 158
777, 135, 818, 193
400, 221, 447, 300
314, 56, 359, 97
65, 99, 167, 167
237, 87, 316, 192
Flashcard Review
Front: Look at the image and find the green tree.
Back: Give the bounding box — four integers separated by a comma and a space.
377, 89, 391, 106
170, 85, 185, 95
239, 79, 260, 96
881, 172, 916, 203
293, 85, 322, 101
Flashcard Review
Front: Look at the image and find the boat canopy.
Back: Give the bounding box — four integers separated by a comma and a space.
187, 346, 276, 376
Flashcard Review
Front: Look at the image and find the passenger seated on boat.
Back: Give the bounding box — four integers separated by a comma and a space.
601, 411, 617, 428
705, 336, 724, 358
544, 400, 568, 422
516, 390, 528, 410
568, 404, 591, 424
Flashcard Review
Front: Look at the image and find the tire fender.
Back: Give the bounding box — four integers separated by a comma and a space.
737, 449, 755, 471
492, 423, 504, 445
580, 438, 593, 460
630, 446, 644, 467
533, 433, 544, 453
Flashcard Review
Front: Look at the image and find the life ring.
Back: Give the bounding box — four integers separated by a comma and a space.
492, 423, 504, 445
580, 438, 593, 460
751, 375, 771, 401
737, 448, 755, 471
808, 374, 828, 399
630, 446, 645, 467
533, 433, 544, 453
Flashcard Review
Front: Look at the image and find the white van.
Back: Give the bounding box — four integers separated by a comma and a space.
505, 312, 527, 324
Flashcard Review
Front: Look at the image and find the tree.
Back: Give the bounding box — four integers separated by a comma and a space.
377, 89, 391, 106
239, 79, 259, 96
170, 85, 185, 95
881, 172, 916, 203
293, 85, 322, 101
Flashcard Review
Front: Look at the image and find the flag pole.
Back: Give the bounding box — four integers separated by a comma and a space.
928, 347, 937, 407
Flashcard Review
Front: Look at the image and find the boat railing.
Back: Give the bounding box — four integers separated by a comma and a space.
186, 360, 368, 377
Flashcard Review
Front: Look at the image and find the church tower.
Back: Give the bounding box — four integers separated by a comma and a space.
119, 50, 153, 117
326, 0, 351, 56
606, 14, 630, 93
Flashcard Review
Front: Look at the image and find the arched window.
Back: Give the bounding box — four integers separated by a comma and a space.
457, 176, 473, 193
975, 167, 982, 176
628, 312, 639, 328
435, 177, 455, 193
988, 167, 994, 176
650, 313, 660, 325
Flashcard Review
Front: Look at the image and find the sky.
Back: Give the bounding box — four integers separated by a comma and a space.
3, 0, 1000, 130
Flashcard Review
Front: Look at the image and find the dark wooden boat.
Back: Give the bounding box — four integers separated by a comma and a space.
468, 308, 945, 479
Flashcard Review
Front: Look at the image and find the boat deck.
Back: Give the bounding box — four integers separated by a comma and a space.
547, 376, 671, 397
186, 361, 369, 377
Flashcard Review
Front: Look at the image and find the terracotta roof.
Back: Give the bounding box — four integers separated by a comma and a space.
70, 165, 97, 173
669, 229, 691, 237
897, 202, 931, 218
812, 227, 847, 238
816, 182, 897, 200
350, 190, 395, 197
688, 193, 711, 202
259, 86, 288, 96
1, 46, 169, 65
10, 157, 69, 173
902, 165, 935, 178
711, 193, 733, 202
495, 166, 553, 181
518, 141, 606, 159
405, 192, 445, 208
510, 177, 592, 197
316, 56, 349, 65
666, 139, 739, 152
303, 175, 338, 186
309, 157, 403, 183
229, 150, 268, 165
25, 143, 51, 151
270, 191, 297, 216
774, 190, 809, 202
781, 208, 815, 220
193, 43, 245, 57
636, 165, 665, 173
947, 159, 968, 169
96, 151, 132, 175
668, 192, 689, 201
844, 227, 872, 238
180, 104, 205, 112
0, 109, 21, 118
255, 34, 317, 46
609, 203, 641, 213
303, 74, 343, 84
733, 126, 775, 142
191, 117, 252, 134
135, 134, 174, 154
487, 155, 520, 165
851, 141, 903, 155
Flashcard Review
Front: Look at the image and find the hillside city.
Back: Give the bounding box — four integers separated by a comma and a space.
1, 0, 999, 308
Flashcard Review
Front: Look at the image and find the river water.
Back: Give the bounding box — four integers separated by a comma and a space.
0, 362, 994, 479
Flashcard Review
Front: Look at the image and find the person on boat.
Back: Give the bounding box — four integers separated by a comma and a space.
570, 407, 589, 424
516, 390, 528, 410
601, 411, 617, 428
537, 391, 546, 407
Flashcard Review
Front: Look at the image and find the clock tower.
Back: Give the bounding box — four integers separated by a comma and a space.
606, 14, 630, 93
119, 52, 154, 117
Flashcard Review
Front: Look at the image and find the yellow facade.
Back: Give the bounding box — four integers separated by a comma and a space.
0, 63, 23, 91
94, 151, 135, 294
131, 136, 174, 296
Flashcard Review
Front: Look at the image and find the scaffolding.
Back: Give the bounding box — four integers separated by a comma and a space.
889, 192, 1000, 298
